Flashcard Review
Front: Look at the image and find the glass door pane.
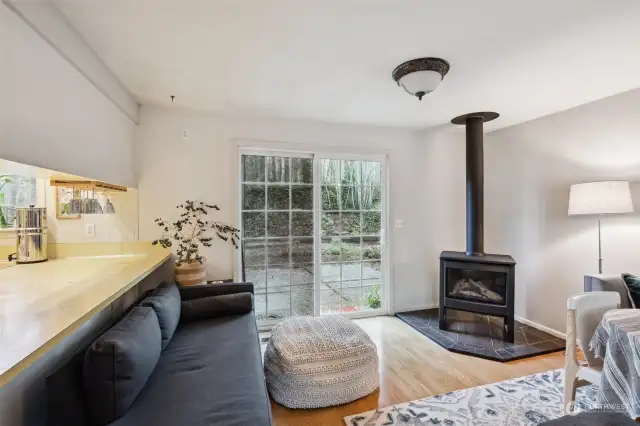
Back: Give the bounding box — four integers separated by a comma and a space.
241, 154, 314, 323
319, 159, 384, 315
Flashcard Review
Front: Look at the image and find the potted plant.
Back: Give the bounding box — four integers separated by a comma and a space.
152, 200, 239, 286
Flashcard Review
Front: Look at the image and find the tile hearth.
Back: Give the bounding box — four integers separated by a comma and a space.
396, 308, 565, 362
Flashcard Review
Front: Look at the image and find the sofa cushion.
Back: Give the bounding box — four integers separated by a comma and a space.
109, 312, 272, 426
180, 292, 253, 323
622, 273, 640, 308
584, 275, 631, 309
83, 306, 162, 426
142, 283, 181, 349
179, 282, 254, 300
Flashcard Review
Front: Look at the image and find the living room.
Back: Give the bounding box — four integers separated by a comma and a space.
2, 1, 640, 425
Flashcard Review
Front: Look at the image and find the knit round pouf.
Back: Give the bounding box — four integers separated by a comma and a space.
264, 315, 379, 409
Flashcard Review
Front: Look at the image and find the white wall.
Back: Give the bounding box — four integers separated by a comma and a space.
0, 3, 136, 187
422, 89, 640, 334
45, 184, 138, 244
3, 0, 139, 123
135, 106, 429, 313
420, 129, 467, 306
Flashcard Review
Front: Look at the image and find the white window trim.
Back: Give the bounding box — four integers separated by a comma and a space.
234, 141, 392, 324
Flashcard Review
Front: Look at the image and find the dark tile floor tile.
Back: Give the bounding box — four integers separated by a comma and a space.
396, 308, 565, 362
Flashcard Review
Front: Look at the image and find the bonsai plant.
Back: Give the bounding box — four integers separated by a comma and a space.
152, 200, 239, 286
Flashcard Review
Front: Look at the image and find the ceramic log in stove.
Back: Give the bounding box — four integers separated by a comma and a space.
439, 112, 516, 343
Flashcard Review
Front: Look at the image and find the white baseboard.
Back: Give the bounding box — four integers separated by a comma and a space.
515, 315, 566, 340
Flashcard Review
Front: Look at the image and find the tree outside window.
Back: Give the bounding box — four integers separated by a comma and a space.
0, 173, 37, 228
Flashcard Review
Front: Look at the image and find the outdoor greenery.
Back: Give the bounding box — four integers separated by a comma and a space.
0, 174, 37, 228
365, 284, 381, 309
243, 156, 313, 183
242, 184, 313, 212
320, 160, 381, 211
241, 156, 384, 319
321, 185, 381, 211
321, 211, 381, 236
153, 200, 239, 266
363, 243, 382, 260
0, 175, 14, 228
322, 239, 381, 261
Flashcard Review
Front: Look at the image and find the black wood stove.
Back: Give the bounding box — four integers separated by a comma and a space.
439, 112, 516, 342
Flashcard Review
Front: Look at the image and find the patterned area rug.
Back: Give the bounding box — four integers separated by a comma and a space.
344, 369, 597, 425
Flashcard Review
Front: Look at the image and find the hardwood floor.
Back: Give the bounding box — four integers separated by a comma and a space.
270, 316, 565, 426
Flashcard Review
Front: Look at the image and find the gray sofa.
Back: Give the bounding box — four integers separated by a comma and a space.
47, 282, 272, 426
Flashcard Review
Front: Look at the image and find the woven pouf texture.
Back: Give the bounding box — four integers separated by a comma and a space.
264, 315, 379, 409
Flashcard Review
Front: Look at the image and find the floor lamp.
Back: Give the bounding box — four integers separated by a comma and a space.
568, 181, 634, 274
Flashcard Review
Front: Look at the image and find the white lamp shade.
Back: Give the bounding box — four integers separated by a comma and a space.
397, 70, 443, 96
568, 181, 634, 216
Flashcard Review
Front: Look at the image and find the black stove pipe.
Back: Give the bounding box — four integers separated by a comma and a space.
451, 112, 499, 256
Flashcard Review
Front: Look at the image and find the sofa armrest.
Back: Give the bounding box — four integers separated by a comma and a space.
584, 274, 631, 309
179, 282, 254, 301
181, 292, 254, 322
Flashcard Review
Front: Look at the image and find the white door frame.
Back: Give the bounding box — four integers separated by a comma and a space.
313, 152, 389, 319
236, 147, 390, 326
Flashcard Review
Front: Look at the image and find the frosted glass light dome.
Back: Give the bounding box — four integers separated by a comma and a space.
392, 57, 450, 100
397, 70, 443, 99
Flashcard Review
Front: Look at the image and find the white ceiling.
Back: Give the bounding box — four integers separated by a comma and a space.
54, 0, 640, 131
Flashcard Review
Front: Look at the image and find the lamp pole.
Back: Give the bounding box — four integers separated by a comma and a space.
597, 217, 603, 274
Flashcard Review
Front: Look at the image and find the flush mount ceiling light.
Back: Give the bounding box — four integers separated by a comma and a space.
392, 57, 450, 100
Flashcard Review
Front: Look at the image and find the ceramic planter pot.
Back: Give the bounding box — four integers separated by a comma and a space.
175, 258, 207, 286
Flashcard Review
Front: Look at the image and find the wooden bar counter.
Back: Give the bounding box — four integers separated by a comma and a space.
0, 244, 171, 388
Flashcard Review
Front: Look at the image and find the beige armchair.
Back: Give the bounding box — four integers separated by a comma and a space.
564, 291, 620, 413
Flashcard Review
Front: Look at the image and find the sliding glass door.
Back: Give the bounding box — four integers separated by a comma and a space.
319, 159, 383, 315
239, 151, 386, 326
241, 153, 315, 322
